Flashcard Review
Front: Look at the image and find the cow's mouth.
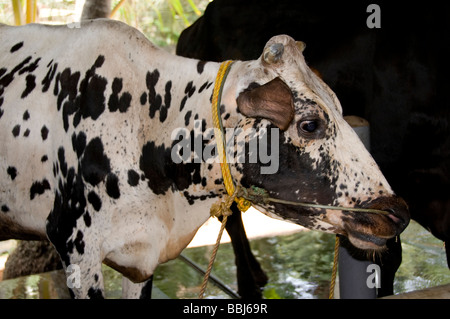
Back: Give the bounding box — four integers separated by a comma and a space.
340, 196, 409, 250
254, 193, 409, 251
343, 227, 391, 250
347, 232, 388, 249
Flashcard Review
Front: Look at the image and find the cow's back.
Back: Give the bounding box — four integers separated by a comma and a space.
0, 20, 162, 240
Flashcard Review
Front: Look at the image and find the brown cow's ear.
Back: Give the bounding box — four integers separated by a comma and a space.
236, 77, 295, 130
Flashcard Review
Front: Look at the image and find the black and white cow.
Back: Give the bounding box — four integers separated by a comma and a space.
177, 0, 450, 298
0, 19, 409, 298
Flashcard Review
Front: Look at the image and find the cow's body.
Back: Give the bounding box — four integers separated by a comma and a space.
0, 19, 408, 298
1, 20, 221, 297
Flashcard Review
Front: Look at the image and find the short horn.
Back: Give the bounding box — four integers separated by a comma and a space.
263, 43, 284, 64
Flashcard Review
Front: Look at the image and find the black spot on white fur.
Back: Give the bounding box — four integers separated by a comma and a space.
21, 74, 36, 98
23, 110, 30, 120
139, 140, 202, 195
12, 125, 20, 137
179, 81, 196, 112
41, 125, 49, 140
7, 166, 17, 180
29, 179, 51, 200
108, 77, 132, 113
81, 137, 111, 186
56, 56, 108, 132
196, 61, 207, 74
106, 173, 120, 199
88, 191, 102, 211
127, 169, 140, 187
10, 42, 24, 53
142, 70, 172, 122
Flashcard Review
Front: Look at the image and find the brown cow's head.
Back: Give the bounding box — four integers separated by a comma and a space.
223, 35, 409, 250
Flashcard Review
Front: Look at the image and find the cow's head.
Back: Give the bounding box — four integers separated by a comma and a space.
224, 35, 409, 250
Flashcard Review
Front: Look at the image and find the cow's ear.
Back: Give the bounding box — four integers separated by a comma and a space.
236, 77, 295, 130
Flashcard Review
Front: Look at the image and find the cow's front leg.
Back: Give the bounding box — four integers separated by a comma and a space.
64, 257, 105, 298
47, 240, 106, 298
56, 233, 105, 298
47, 218, 105, 298
122, 276, 153, 299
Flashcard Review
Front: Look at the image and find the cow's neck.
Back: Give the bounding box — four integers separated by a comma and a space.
135, 57, 246, 261
138, 54, 244, 204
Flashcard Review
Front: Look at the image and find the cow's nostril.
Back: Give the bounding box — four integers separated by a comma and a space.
386, 210, 402, 224
364, 196, 410, 231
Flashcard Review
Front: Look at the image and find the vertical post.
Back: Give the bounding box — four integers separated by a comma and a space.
12, 0, 23, 25
26, 0, 34, 24
338, 116, 377, 299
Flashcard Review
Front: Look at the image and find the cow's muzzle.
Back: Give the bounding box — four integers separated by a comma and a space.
342, 196, 410, 250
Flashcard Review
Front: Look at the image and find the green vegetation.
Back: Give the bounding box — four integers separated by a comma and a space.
0, 0, 209, 48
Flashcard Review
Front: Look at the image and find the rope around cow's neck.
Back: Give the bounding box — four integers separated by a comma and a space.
199, 60, 244, 299
200, 60, 390, 299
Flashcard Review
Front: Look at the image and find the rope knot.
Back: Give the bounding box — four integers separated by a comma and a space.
210, 197, 234, 218
210, 186, 251, 218
236, 197, 251, 212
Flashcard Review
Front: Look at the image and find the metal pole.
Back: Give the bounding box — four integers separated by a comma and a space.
177, 253, 240, 299
338, 116, 377, 299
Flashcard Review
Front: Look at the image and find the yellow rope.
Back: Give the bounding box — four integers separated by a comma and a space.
329, 235, 340, 299
199, 188, 237, 298
211, 61, 251, 211
199, 61, 251, 299
198, 215, 229, 298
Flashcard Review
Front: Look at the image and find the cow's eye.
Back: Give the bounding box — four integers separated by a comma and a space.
297, 118, 325, 139
299, 120, 318, 133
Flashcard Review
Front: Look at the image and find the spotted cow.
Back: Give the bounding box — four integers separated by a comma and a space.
0, 19, 409, 298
